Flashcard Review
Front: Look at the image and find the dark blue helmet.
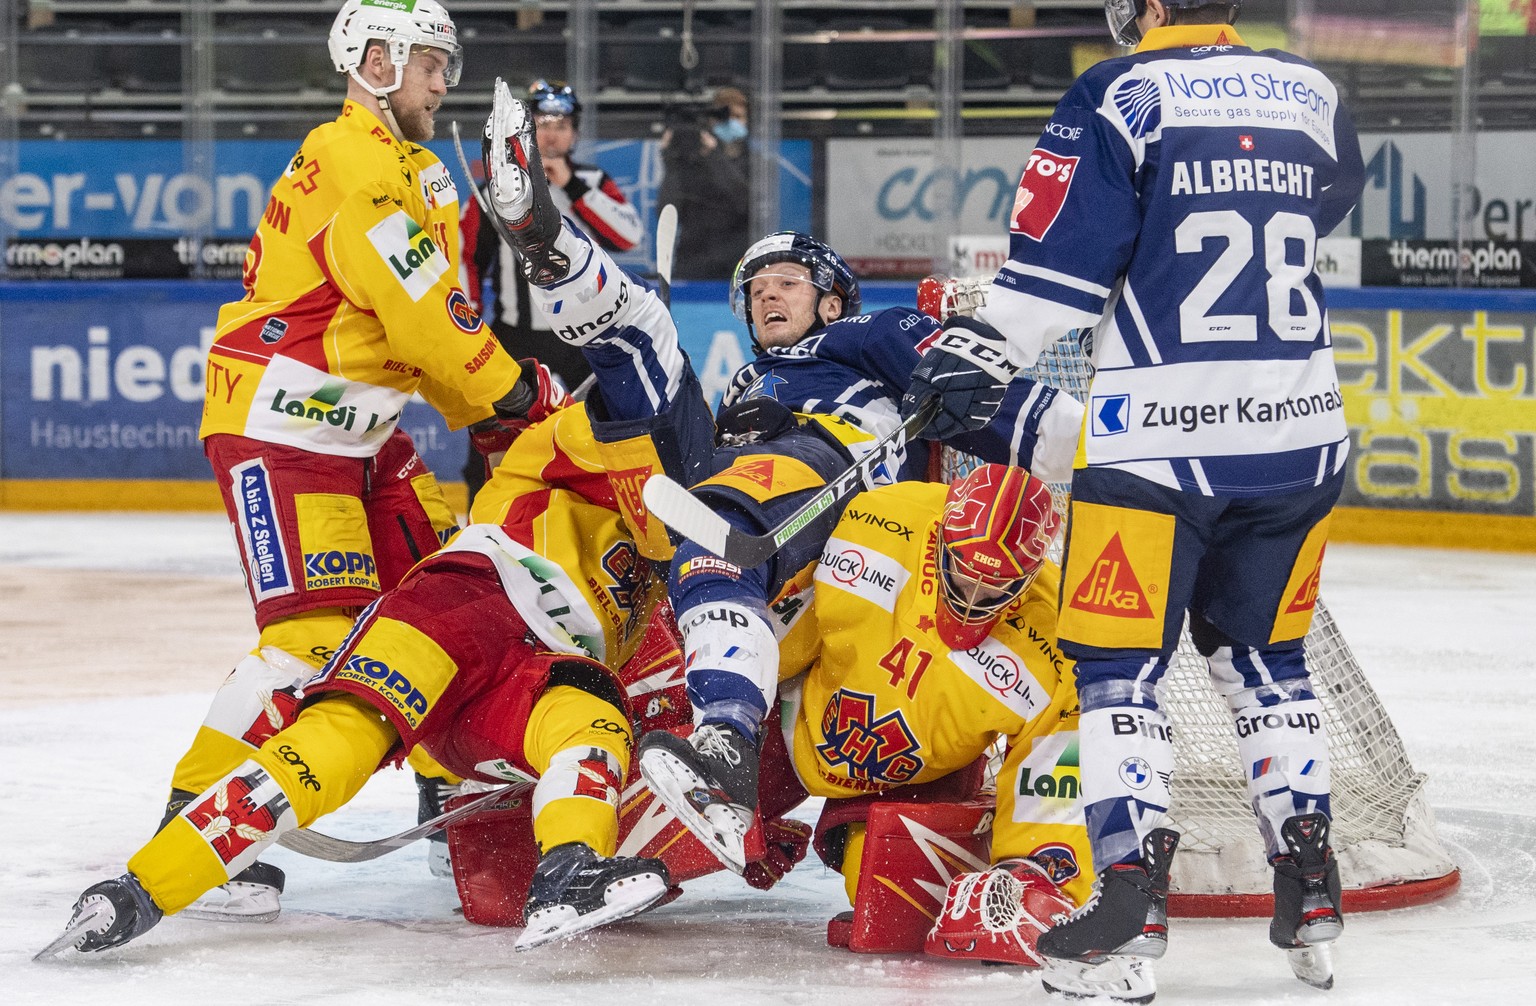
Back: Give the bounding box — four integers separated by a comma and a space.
1104, 0, 1240, 47
528, 79, 579, 125
729, 231, 861, 342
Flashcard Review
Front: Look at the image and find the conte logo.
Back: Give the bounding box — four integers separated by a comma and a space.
817, 690, 924, 784
341, 653, 429, 720
446, 289, 481, 333
1069, 534, 1153, 617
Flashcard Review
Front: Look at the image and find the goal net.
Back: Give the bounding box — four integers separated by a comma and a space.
923, 276, 1458, 916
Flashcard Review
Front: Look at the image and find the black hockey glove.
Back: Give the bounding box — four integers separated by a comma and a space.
492, 358, 572, 424
901, 315, 1019, 441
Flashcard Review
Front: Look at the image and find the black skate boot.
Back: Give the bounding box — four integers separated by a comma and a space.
638, 723, 759, 873
35, 874, 163, 959
415, 772, 461, 879
1270, 812, 1343, 989
515, 842, 671, 951
160, 788, 285, 922
482, 78, 571, 285
1038, 828, 1179, 1004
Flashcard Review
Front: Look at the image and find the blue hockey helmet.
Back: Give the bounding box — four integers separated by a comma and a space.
528, 79, 580, 125
729, 231, 861, 343
1104, 0, 1240, 47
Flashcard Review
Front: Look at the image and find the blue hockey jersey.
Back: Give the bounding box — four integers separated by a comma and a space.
723, 306, 1082, 483
977, 25, 1365, 497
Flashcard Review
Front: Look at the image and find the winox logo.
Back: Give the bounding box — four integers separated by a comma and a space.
1069, 534, 1153, 617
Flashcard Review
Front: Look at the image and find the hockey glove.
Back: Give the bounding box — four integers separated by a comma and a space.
923, 856, 1074, 967
901, 315, 1018, 441
742, 817, 813, 891
492, 358, 572, 424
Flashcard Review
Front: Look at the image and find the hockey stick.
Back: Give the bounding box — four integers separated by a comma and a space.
654, 202, 678, 307
640, 395, 939, 567
276, 782, 528, 864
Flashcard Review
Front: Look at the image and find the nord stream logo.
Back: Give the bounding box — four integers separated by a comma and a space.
340, 653, 428, 722
303, 550, 378, 589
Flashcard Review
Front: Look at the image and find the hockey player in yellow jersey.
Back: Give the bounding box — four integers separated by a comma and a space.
780, 463, 1092, 966
163, 0, 568, 921
41, 402, 687, 958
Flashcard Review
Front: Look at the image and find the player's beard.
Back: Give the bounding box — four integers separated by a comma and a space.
395, 102, 437, 143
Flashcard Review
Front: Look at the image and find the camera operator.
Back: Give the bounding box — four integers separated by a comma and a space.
657, 86, 751, 280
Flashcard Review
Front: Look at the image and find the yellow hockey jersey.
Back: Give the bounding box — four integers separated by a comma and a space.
202, 101, 520, 457
787, 481, 1091, 891
447, 405, 665, 670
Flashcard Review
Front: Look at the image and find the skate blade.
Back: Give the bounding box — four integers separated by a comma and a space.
638, 748, 749, 874
514, 872, 669, 951
34, 902, 112, 960
1041, 957, 1157, 1004
177, 882, 281, 924
1287, 944, 1335, 990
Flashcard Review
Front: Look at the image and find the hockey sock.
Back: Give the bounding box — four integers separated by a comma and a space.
406, 746, 464, 787
524, 685, 634, 857
839, 822, 868, 907
131, 694, 395, 915
167, 609, 357, 798
674, 599, 779, 744
1077, 675, 1176, 869
1227, 685, 1332, 858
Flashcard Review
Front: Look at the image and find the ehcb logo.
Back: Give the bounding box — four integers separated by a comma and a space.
445, 288, 480, 333
817, 690, 924, 784
1091, 395, 1129, 437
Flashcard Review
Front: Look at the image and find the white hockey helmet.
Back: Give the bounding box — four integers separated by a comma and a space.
328, 0, 463, 97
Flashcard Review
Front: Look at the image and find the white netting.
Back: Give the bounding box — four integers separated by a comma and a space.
933, 277, 1457, 898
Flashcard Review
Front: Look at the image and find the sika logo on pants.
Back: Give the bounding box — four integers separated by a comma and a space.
1058, 502, 1173, 650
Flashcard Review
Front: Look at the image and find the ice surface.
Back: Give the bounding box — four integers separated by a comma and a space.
2, 513, 1533, 1005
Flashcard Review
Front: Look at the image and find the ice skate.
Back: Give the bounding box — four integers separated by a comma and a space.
415, 772, 461, 879
514, 842, 670, 950
1270, 812, 1343, 990
638, 724, 758, 874
482, 78, 570, 285
178, 860, 285, 923
1039, 829, 1179, 1002
36, 874, 163, 959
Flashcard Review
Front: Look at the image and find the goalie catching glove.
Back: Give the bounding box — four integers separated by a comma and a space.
924, 857, 1075, 967
902, 316, 1018, 441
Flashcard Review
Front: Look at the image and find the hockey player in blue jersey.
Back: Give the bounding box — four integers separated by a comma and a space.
478, 81, 1083, 874
902, 1, 1366, 999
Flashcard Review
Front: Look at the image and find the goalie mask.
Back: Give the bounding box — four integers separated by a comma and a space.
329, 0, 463, 97
730, 231, 861, 352
935, 465, 1059, 651
1104, 0, 1240, 47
